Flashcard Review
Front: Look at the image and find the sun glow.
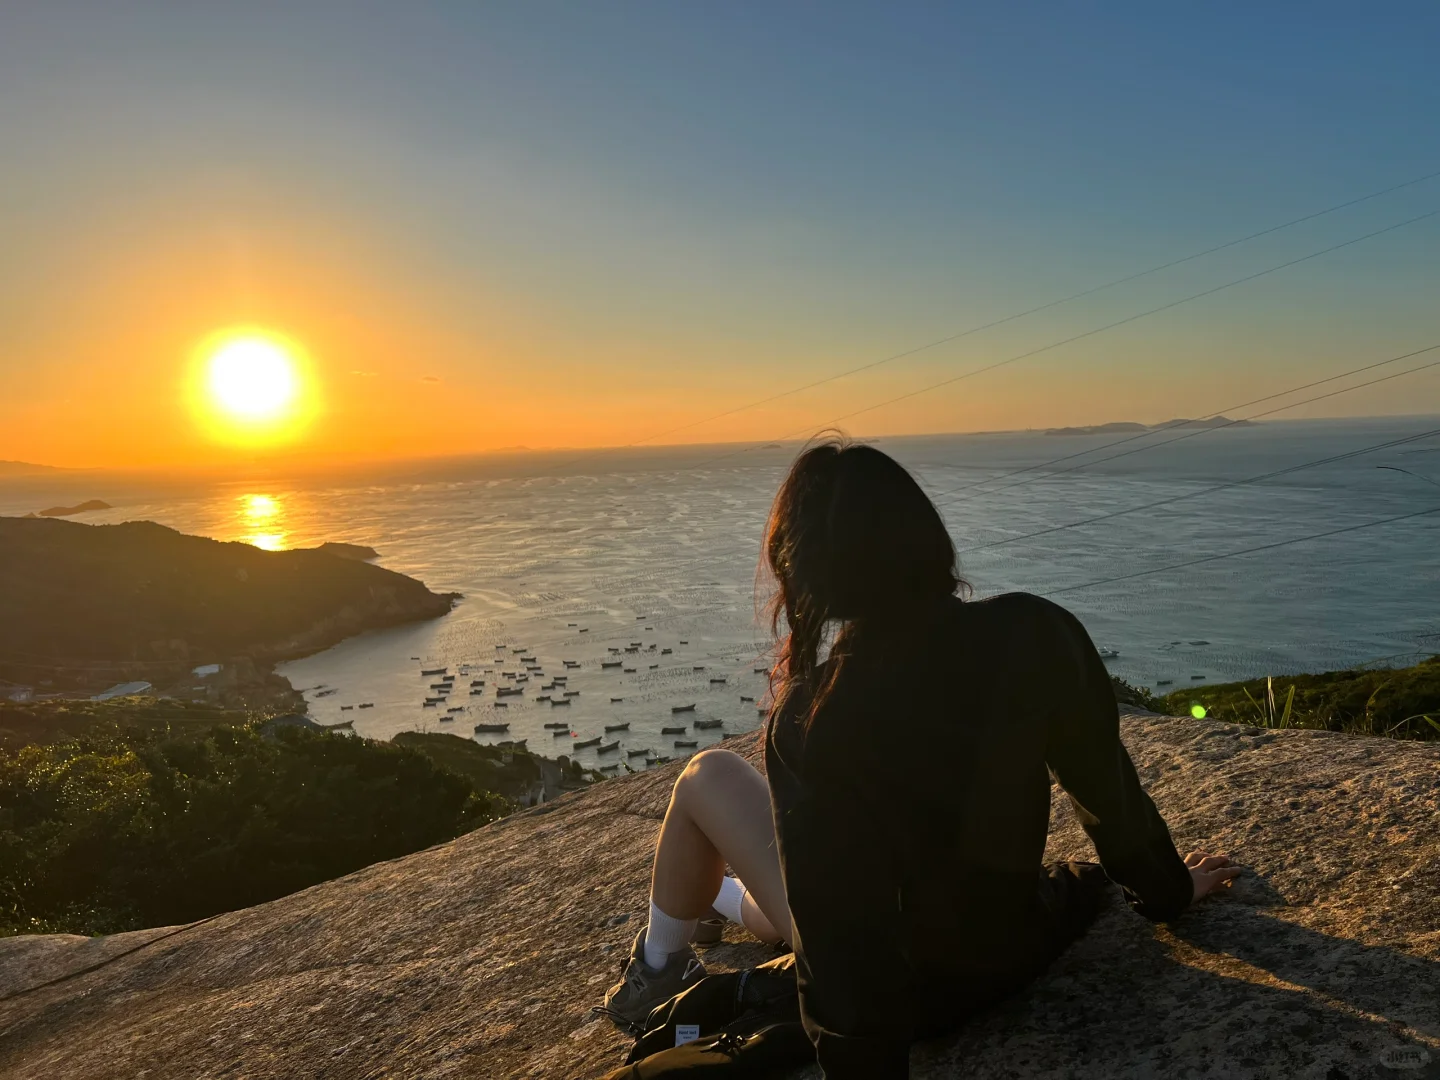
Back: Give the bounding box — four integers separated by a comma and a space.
188, 327, 319, 447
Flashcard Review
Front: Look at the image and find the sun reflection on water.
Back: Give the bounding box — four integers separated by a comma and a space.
239, 493, 288, 550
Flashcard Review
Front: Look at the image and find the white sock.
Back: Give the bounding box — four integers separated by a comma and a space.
711, 875, 748, 927
643, 900, 697, 969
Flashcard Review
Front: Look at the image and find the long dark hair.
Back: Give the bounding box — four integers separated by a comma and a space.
762, 434, 965, 726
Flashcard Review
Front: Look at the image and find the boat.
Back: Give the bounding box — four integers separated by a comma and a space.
709, 677, 726, 684
411, 656, 420, 661
739, 695, 754, 703
471, 689, 485, 696
340, 705, 353, 711
315, 688, 338, 697
662, 648, 672, 655
649, 664, 659, 669
623, 668, 636, 673
496, 739, 527, 750
420, 667, 446, 676
542, 683, 556, 691
494, 702, 508, 708
604, 722, 629, 731
574, 736, 601, 749
441, 675, 456, 682
753, 667, 767, 674
439, 715, 454, 722
429, 683, 449, 690
425, 696, 444, 703
551, 698, 572, 707
679, 640, 688, 645
552, 729, 571, 737
470, 680, 485, 687
567, 623, 577, 627
599, 763, 620, 772
423, 701, 437, 708
564, 690, 580, 697
447, 706, 465, 713
521, 656, 537, 663
597, 741, 620, 753
627, 748, 649, 758
661, 725, 686, 735
474, 722, 510, 733
674, 740, 698, 748
693, 666, 706, 672
552, 676, 568, 683
1156, 679, 1174, 686
645, 756, 671, 766
536, 695, 551, 702
324, 719, 354, 730
579, 628, 589, 632
694, 719, 723, 730
1097, 648, 1120, 661
671, 704, 696, 713
1191, 674, 1206, 680
497, 687, 524, 697
358, 702, 374, 709
601, 661, 623, 669
544, 721, 570, 729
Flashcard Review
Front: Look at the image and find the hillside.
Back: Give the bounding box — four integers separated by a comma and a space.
0, 517, 456, 691
1, 713, 1435, 1079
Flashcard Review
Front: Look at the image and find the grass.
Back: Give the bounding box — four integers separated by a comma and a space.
1153, 654, 1440, 740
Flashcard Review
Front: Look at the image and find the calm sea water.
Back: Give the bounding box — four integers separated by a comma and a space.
5, 416, 1438, 769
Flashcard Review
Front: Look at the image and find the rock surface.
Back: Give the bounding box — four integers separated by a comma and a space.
1, 713, 1437, 1079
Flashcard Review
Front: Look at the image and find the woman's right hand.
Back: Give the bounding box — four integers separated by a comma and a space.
1186, 851, 1241, 902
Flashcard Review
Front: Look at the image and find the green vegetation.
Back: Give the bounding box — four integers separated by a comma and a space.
1155, 655, 1440, 740
0, 704, 509, 937
394, 731, 599, 800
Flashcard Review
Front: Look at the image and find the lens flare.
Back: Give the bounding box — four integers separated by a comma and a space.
1190, 704, 1207, 719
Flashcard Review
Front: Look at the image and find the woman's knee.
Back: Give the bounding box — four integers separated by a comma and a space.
671, 748, 755, 804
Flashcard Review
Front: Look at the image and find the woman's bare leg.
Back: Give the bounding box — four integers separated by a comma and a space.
649, 749, 792, 944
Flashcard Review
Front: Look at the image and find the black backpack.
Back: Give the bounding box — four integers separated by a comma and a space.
595, 953, 814, 1079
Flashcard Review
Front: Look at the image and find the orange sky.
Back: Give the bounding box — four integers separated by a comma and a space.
3, 8, 1438, 471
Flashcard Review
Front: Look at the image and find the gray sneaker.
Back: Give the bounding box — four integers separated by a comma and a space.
601, 929, 707, 1026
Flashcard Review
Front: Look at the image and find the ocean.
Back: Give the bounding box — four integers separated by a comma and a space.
5, 415, 1438, 768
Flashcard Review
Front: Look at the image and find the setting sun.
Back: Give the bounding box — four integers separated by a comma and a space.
187, 327, 319, 448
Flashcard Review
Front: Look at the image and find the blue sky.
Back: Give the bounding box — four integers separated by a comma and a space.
1, 2, 1438, 464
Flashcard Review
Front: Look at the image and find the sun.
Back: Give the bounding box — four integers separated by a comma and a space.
188, 327, 319, 447
208, 337, 297, 421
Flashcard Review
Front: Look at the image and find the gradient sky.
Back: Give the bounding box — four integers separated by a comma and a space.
2, 2, 1438, 469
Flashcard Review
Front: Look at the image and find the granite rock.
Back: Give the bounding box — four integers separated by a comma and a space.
1, 713, 1437, 1079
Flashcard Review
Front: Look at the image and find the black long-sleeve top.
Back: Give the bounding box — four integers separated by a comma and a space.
764, 592, 1193, 1078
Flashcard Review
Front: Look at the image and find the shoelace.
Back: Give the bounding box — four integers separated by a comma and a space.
702, 1032, 748, 1055
588, 1005, 645, 1037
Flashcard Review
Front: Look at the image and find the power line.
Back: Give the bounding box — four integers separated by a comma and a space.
930, 344, 1440, 503
1047, 504, 1440, 596
671, 208, 1440, 474
936, 350, 1440, 508
958, 423, 1440, 553
600, 166, 1440, 451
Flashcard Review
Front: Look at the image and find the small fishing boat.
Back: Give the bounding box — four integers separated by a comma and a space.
1190, 674, 1206, 680
325, 719, 354, 730
551, 698, 572, 707
574, 736, 601, 749
441, 675, 456, 682
674, 740, 697, 748
679, 640, 689, 645
649, 664, 659, 669
599, 763, 620, 772
662, 648, 673, 655
601, 661, 623, 669
542, 683, 556, 691
739, 695, 754, 703
1156, 679, 1174, 686
552, 729, 571, 737
597, 741, 620, 754
1097, 648, 1119, 661
497, 687, 524, 697
553, 676, 568, 683
694, 719, 723, 730
753, 667, 767, 674
645, 756, 671, 766
671, 704, 696, 713
521, 656, 537, 663
564, 690, 580, 697
315, 688, 338, 697
421, 667, 447, 676
627, 748, 649, 758
429, 683, 449, 690
423, 701, 437, 708
340, 705, 354, 711
693, 666, 706, 672
661, 725, 686, 735
494, 702, 508, 708
579, 628, 589, 632
623, 668, 636, 673
439, 715, 454, 722
536, 695, 551, 702
474, 722, 510, 733
544, 721, 571, 729
471, 689, 485, 696
447, 706, 465, 714
358, 702, 374, 709
709, 677, 726, 684
605, 722, 630, 732
470, 679, 485, 687
411, 656, 420, 661
425, 696, 444, 703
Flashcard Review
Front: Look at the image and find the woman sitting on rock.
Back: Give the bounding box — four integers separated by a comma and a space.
603, 437, 1239, 1077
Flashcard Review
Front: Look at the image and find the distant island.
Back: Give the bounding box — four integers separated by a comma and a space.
1046, 416, 1256, 436
0, 459, 62, 477
26, 499, 112, 518
0, 516, 457, 705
